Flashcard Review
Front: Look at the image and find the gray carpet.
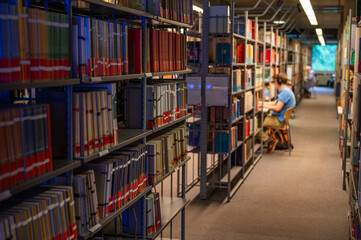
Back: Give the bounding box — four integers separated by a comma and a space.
165, 87, 349, 240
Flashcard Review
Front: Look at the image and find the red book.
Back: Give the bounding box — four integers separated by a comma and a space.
236, 43, 245, 63
128, 28, 142, 74
265, 49, 271, 64
169, 32, 173, 72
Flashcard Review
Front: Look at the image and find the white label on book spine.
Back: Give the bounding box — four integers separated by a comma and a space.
0, 190, 11, 201
99, 149, 109, 157
89, 223, 102, 233
145, 73, 153, 78
90, 77, 102, 82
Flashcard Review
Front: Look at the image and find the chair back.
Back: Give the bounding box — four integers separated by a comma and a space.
283, 106, 295, 124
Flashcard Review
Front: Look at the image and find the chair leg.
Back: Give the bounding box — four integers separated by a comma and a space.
288, 124, 292, 156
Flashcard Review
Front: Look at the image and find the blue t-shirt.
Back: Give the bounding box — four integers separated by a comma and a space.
273, 87, 296, 122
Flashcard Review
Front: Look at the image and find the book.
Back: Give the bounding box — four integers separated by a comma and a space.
0, 186, 77, 240
147, 125, 187, 184
73, 84, 117, 158
0, 105, 52, 193
125, 82, 187, 129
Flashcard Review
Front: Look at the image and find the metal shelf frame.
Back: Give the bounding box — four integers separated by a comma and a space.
198, 2, 268, 202
0, 1, 191, 239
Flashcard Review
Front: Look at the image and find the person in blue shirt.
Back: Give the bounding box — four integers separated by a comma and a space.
259, 73, 296, 153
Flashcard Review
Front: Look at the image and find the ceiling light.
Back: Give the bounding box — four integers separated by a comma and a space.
318, 35, 326, 46
273, 20, 285, 24
299, 0, 318, 25
315, 28, 322, 36
193, 5, 203, 13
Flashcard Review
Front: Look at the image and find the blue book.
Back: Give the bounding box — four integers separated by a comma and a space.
214, 132, 229, 153
216, 42, 231, 65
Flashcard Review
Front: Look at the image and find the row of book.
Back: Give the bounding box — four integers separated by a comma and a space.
245, 92, 254, 112
245, 116, 259, 138
255, 67, 263, 89
148, 125, 187, 184
73, 144, 148, 235
236, 43, 254, 64
73, 84, 118, 158
208, 106, 229, 124
0, 186, 77, 240
146, 192, 161, 236
72, 17, 128, 77
82, 0, 193, 24
0, 104, 52, 193
244, 138, 252, 163
125, 82, 187, 129
232, 97, 241, 122
207, 127, 238, 153
234, 17, 254, 39
0, 3, 70, 83
149, 29, 186, 73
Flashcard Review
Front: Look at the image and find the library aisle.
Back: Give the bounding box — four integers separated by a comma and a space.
175, 87, 348, 240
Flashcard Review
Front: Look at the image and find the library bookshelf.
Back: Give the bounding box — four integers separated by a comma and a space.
0, 0, 193, 239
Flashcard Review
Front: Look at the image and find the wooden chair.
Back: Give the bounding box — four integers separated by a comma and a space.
265, 106, 296, 156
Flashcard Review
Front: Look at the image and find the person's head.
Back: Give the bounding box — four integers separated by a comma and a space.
306, 65, 312, 73
271, 73, 288, 90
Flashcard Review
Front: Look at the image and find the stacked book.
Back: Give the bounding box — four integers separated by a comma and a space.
73, 83, 118, 158
208, 106, 229, 124
245, 69, 253, 90
72, 17, 129, 77
125, 82, 187, 129
232, 69, 242, 92
231, 97, 241, 121
0, 186, 77, 240
208, 127, 238, 153
146, 192, 161, 236
245, 117, 254, 138
245, 92, 253, 112
73, 170, 99, 235
0, 104, 52, 193
255, 67, 263, 89
79, 144, 148, 219
148, 125, 187, 184
149, 29, 186, 72
0, 3, 70, 83
244, 138, 252, 162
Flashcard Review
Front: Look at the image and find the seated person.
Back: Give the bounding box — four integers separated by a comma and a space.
303, 65, 316, 98
259, 73, 296, 153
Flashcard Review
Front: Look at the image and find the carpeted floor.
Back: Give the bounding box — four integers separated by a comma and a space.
166, 87, 349, 240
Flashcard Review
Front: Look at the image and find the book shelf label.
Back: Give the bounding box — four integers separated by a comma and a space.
89, 223, 102, 233
145, 73, 153, 78
0, 190, 11, 201
99, 149, 109, 157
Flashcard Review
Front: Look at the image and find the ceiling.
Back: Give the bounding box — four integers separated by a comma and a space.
196, 0, 346, 44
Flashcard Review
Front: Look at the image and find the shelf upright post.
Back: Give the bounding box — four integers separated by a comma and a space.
65, 0, 73, 185
200, 1, 210, 200
251, 16, 256, 166
242, 9, 248, 178
343, 9, 353, 190
261, 21, 266, 155
133, 15, 148, 240
226, 1, 235, 202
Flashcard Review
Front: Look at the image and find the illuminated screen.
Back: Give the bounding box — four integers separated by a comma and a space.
312, 45, 337, 71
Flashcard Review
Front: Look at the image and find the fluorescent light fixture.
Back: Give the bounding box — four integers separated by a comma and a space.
193, 5, 203, 13
273, 20, 285, 24
315, 28, 322, 36
299, 0, 318, 25
318, 35, 325, 46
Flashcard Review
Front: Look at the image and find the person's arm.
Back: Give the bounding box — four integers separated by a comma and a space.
259, 100, 277, 108
267, 101, 285, 112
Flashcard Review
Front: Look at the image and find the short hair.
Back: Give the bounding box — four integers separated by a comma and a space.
272, 73, 288, 84
306, 65, 311, 70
